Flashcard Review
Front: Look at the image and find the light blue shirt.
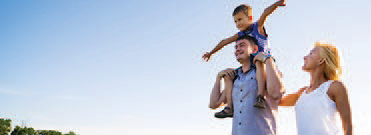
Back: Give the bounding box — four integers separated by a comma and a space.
232, 65, 280, 135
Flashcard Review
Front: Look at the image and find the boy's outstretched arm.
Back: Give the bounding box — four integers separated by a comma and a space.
203, 33, 239, 62
257, 0, 286, 35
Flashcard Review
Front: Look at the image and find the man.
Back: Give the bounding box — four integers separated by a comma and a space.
209, 35, 285, 135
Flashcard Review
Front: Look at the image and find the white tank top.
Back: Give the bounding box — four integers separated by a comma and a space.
295, 80, 343, 135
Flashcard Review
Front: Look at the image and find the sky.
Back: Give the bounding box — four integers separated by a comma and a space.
0, 0, 370, 135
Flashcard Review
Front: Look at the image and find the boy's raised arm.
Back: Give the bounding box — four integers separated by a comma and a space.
203, 33, 239, 62
257, 0, 286, 33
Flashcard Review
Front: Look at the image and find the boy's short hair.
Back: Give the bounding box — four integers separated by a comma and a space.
233, 4, 252, 17
236, 35, 258, 47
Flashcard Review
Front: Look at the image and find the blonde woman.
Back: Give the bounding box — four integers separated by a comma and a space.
278, 42, 352, 135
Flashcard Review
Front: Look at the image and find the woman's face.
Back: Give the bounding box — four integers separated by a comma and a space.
302, 46, 323, 72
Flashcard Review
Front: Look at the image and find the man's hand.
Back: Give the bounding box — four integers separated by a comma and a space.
277, 0, 286, 6
253, 52, 269, 64
218, 68, 236, 80
202, 52, 212, 62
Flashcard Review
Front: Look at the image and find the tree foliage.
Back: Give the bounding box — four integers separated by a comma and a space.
63, 131, 76, 135
0, 118, 11, 135
1, 118, 77, 135
36, 130, 62, 135
11, 126, 36, 135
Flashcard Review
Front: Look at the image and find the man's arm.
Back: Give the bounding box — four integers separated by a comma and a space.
330, 81, 352, 135
265, 58, 285, 99
254, 52, 285, 100
203, 33, 239, 62
209, 69, 236, 109
209, 75, 223, 109
257, 0, 286, 36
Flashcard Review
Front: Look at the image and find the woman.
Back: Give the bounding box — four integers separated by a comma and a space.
279, 42, 352, 135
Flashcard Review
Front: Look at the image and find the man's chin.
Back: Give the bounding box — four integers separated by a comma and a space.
236, 58, 243, 62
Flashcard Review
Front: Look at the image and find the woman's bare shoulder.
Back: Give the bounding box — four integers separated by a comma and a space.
298, 86, 308, 94
328, 80, 347, 95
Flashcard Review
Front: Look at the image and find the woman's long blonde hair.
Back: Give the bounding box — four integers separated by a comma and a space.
315, 42, 343, 80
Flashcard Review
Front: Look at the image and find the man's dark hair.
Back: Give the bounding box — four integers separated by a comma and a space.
236, 35, 258, 46
233, 4, 252, 16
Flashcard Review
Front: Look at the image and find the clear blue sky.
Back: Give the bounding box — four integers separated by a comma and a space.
0, 0, 370, 135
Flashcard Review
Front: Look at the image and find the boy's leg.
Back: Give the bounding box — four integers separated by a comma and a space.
225, 80, 234, 110
254, 61, 267, 109
215, 78, 234, 118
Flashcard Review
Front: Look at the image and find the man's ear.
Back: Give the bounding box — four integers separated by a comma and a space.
253, 45, 259, 54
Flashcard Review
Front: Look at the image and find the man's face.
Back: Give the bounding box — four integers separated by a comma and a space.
235, 39, 257, 63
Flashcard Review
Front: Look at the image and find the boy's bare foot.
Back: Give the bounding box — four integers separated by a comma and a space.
253, 95, 267, 109
215, 106, 234, 118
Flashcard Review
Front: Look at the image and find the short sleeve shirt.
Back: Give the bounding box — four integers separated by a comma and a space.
232, 65, 279, 135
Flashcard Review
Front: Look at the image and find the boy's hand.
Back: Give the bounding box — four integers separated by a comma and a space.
277, 0, 286, 6
202, 52, 212, 62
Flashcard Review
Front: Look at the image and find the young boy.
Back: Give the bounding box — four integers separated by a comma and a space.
203, 0, 286, 118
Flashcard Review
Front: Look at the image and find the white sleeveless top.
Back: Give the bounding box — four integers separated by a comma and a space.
295, 80, 343, 135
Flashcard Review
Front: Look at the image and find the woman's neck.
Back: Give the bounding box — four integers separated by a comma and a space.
309, 69, 328, 89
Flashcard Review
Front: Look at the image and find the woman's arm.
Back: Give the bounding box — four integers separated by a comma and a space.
329, 81, 352, 135
279, 87, 306, 106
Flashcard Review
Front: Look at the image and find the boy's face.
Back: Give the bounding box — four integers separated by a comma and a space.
233, 12, 252, 31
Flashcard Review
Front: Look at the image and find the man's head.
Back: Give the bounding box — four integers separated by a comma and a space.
233, 4, 253, 31
235, 35, 259, 63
